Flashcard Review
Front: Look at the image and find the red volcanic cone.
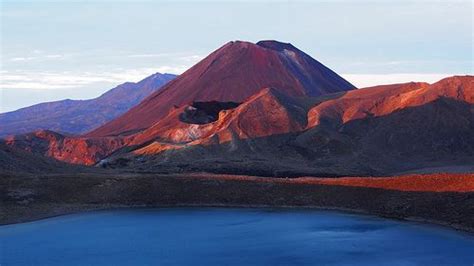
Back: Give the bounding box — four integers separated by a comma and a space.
87, 40, 355, 137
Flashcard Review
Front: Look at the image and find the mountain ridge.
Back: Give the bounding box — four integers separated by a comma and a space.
0, 72, 176, 137
105, 75, 474, 176
4, 75, 472, 176
2, 38, 472, 177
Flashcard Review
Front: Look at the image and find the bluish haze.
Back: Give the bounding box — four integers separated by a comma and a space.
1, 0, 472, 112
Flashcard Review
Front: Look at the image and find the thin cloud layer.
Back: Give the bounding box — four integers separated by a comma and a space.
1, 68, 458, 91
343, 73, 462, 88
2, 52, 204, 91
0, 67, 183, 90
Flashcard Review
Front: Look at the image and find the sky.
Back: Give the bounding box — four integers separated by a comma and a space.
0, 0, 472, 113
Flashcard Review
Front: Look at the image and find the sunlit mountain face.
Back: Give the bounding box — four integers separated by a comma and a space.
2, 40, 472, 180
88, 40, 356, 138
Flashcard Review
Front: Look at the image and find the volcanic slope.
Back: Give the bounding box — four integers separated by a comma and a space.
111, 75, 474, 176
88, 40, 356, 137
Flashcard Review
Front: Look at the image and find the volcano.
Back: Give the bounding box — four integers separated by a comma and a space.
88, 40, 356, 137
100, 75, 471, 177
2, 40, 473, 236
3, 40, 472, 176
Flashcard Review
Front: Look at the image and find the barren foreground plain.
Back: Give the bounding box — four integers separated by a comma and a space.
2, 172, 473, 233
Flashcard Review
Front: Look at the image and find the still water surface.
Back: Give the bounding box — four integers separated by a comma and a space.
1, 208, 473, 265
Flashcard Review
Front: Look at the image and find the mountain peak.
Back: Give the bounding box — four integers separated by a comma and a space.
220, 40, 298, 53
88, 40, 355, 137
256, 40, 297, 52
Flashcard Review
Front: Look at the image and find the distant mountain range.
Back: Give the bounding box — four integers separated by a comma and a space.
0, 73, 176, 137
2, 40, 473, 177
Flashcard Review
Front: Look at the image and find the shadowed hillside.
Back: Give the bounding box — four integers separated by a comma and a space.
0, 73, 176, 137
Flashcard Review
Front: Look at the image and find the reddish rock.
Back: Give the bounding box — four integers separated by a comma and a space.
4, 130, 125, 165
129, 87, 307, 148
297, 173, 474, 192
4, 76, 472, 169
87, 40, 355, 137
306, 76, 473, 128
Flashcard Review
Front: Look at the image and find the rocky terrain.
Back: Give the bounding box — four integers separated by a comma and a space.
4, 75, 472, 176
1, 40, 472, 231
0, 142, 89, 174
1, 172, 473, 232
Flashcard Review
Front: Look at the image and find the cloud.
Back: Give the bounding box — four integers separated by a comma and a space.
178, 55, 205, 62
126, 53, 175, 58
9, 54, 67, 62
10, 57, 36, 62
127, 52, 204, 61
341, 73, 462, 88
1, 51, 206, 91
1, 72, 114, 90
154, 65, 191, 74
44, 54, 65, 59
0, 67, 184, 90
1, 67, 461, 92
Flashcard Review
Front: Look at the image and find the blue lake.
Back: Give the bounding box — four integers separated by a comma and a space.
1, 208, 473, 265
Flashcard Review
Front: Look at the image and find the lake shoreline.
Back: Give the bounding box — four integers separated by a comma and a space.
2, 173, 473, 233
2, 203, 474, 235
